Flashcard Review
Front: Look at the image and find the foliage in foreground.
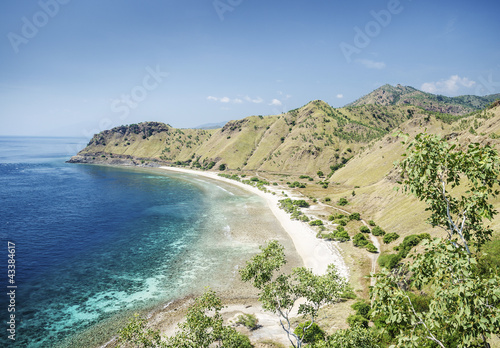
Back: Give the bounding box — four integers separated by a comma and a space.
118, 290, 252, 348
371, 133, 500, 347
240, 240, 347, 348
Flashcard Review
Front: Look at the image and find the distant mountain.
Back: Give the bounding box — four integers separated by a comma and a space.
347, 84, 500, 116
193, 121, 228, 129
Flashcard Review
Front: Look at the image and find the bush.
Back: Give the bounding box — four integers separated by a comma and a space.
293, 200, 310, 208
329, 229, 350, 242
368, 220, 376, 226
349, 212, 361, 221
353, 233, 368, 247
347, 314, 369, 328
219, 164, 226, 171
359, 226, 370, 233
371, 226, 386, 236
378, 253, 402, 269
351, 300, 371, 318
365, 242, 378, 253
293, 321, 325, 344
236, 313, 259, 330
338, 198, 348, 206
334, 218, 348, 226
309, 220, 323, 226
324, 325, 379, 348
383, 232, 400, 244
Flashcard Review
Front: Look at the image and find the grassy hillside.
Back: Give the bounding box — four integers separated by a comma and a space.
70, 100, 426, 175
347, 84, 500, 116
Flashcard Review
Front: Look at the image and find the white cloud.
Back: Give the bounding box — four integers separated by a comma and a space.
355, 59, 386, 70
336, 94, 344, 99
233, 98, 243, 104
421, 75, 476, 95
244, 96, 264, 104
220, 97, 230, 103
207, 96, 218, 101
270, 99, 282, 106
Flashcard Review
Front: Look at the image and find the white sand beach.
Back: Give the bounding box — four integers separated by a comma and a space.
159, 166, 349, 278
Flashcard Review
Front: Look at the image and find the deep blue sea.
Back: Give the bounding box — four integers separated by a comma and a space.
0, 136, 284, 347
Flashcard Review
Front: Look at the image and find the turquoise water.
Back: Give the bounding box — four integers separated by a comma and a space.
0, 137, 278, 347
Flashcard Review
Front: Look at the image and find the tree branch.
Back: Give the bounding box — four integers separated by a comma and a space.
404, 294, 445, 348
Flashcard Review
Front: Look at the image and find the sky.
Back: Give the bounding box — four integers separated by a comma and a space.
1, 0, 500, 137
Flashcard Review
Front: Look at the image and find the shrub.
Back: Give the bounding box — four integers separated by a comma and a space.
328, 215, 335, 221
219, 164, 226, 171
317, 170, 324, 177
334, 218, 348, 226
378, 253, 402, 269
359, 226, 370, 233
293, 200, 310, 208
352, 300, 371, 318
383, 232, 400, 244
325, 197, 331, 202
353, 233, 368, 247
365, 242, 378, 253
293, 321, 325, 344
250, 177, 259, 182
347, 314, 369, 328
349, 212, 360, 221
371, 226, 386, 236
338, 198, 348, 206
368, 220, 376, 226
330, 229, 350, 242
236, 313, 259, 330
309, 220, 323, 226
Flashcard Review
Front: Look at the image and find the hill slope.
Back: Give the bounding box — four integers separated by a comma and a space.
69, 100, 427, 174
347, 84, 500, 116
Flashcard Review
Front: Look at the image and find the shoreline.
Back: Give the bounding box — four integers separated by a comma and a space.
158, 166, 349, 278
94, 164, 349, 347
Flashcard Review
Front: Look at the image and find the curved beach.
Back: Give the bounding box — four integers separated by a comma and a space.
159, 166, 349, 278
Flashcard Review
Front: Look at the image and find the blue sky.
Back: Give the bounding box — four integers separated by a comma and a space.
1, 0, 500, 137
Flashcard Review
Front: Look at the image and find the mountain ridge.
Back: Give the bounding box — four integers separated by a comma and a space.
346, 83, 500, 115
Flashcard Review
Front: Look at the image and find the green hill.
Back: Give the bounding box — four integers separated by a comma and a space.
347, 84, 500, 116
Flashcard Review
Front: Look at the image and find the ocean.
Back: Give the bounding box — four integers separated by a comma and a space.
0, 136, 294, 347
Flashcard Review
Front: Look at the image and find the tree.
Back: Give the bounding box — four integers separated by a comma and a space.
118, 290, 252, 348
240, 240, 347, 348
371, 133, 500, 347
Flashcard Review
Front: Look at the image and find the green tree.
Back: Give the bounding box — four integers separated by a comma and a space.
118, 290, 252, 348
240, 240, 347, 348
371, 133, 500, 347
311, 325, 380, 348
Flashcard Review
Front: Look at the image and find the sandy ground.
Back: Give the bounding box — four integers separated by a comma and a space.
158, 166, 349, 278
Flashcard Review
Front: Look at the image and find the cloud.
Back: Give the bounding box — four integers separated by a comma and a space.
244, 96, 264, 104
355, 59, 386, 70
336, 94, 344, 99
270, 99, 282, 106
421, 75, 476, 95
207, 96, 242, 104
